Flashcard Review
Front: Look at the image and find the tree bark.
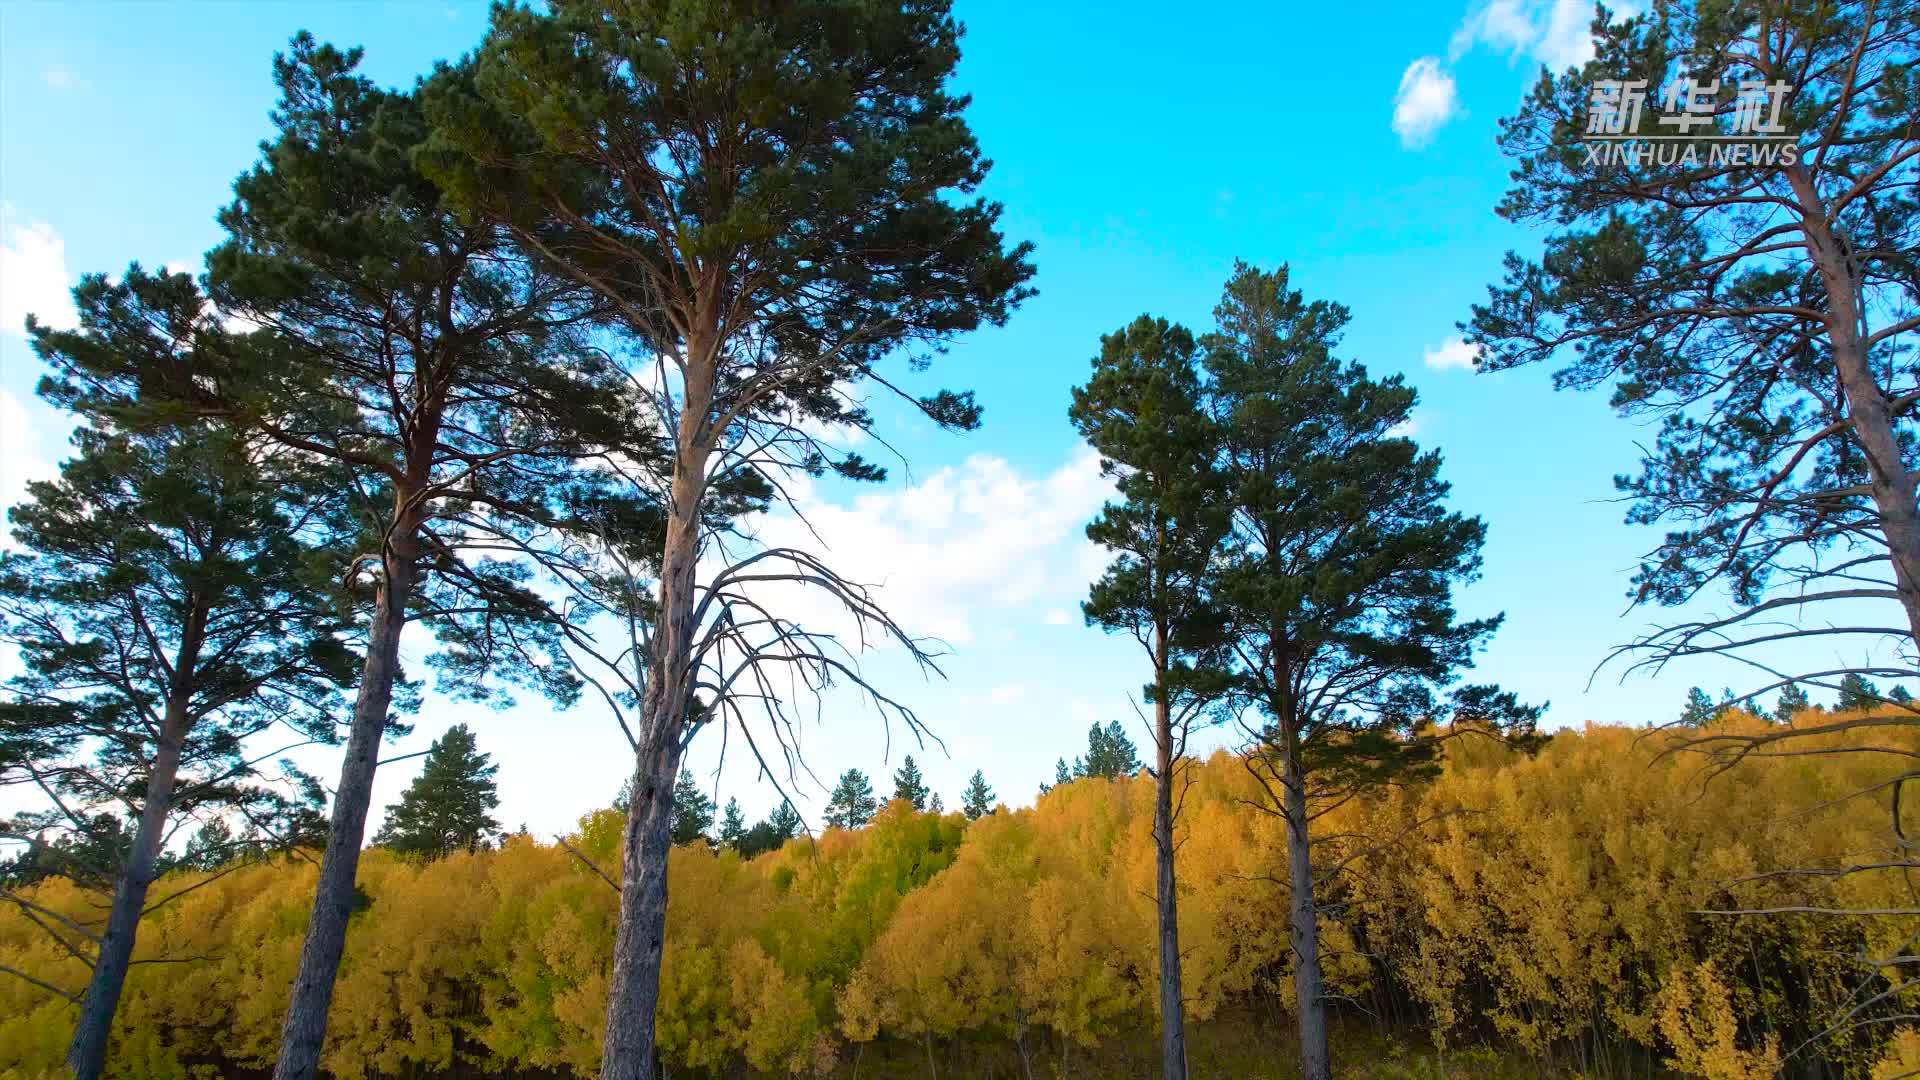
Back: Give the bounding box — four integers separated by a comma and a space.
273, 539, 418, 1080
1279, 728, 1330, 1080
1153, 681, 1188, 1080
1789, 164, 1920, 648
599, 342, 712, 1080
65, 700, 190, 1079
598, 721, 682, 1080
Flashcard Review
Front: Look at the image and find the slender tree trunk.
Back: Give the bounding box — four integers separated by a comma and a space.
65, 701, 190, 1079
1789, 165, 1920, 647
1278, 729, 1330, 1080
1013, 1006, 1034, 1080
273, 540, 418, 1080
1153, 679, 1188, 1080
600, 345, 713, 1080
599, 718, 683, 1080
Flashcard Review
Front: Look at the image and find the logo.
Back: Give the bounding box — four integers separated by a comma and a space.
1579, 78, 1799, 168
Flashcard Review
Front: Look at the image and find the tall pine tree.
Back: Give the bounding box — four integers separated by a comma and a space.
1775, 684, 1813, 723
717, 799, 747, 851
1839, 673, 1884, 712
734, 800, 801, 858
1071, 312, 1232, 1080
890, 756, 930, 810
190, 36, 639, 1078
1467, 4, 1920, 731
1206, 263, 1540, 1080
373, 724, 501, 859
669, 770, 716, 845
1679, 687, 1719, 728
824, 770, 878, 830
1074, 720, 1142, 779
5, 269, 352, 1080
421, 4, 1033, 1072
767, 801, 803, 841
960, 771, 996, 821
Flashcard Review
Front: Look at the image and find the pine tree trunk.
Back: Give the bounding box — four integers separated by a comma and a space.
65, 701, 190, 1079
1153, 690, 1188, 1080
600, 353, 712, 1080
273, 547, 417, 1080
1279, 731, 1330, 1080
1789, 164, 1920, 648
598, 721, 682, 1080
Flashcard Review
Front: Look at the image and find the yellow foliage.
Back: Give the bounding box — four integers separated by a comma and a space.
1872, 1027, 1920, 1079
2, 718, 1914, 1078
1655, 962, 1780, 1080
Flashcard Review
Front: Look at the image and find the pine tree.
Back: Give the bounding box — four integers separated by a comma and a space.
738, 800, 804, 856
1038, 757, 1073, 796
1775, 684, 1812, 723
961, 771, 996, 821
767, 801, 802, 842
1206, 262, 1540, 1080
1839, 673, 1883, 712
5, 269, 352, 1080
1466, 4, 1920, 767
372, 725, 502, 859
890, 756, 930, 811
0, 815, 133, 891
1075, 721, 1143, 779
824, 770, 878, 830
718, 799, 747, 851
1072, 308, 1233, 1080
180, 818, 240, 873
669, 770, 715, 846
1679, 688, 1718, 728
928, 793, 944, 813
192, 36, 639, 1076
422, 3, 1034, 1071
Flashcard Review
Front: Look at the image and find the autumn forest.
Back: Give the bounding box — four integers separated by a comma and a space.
3, 2, 1919, 1079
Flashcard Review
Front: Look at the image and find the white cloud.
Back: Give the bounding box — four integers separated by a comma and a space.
41, 66, 78, 91
1401, 0, 1628, 149
1448, 0, 1615, 72
0, 207, 77, 337
0, 390, 57, 539
1450, 0, 1538, 59
727, 447, 1114, 648
1422, 336, 1481, 372
1392, 58, 1460, 149
1388, 412, 1422, 438
1536, 0, 1602, 71
1044, 607, 1074, 626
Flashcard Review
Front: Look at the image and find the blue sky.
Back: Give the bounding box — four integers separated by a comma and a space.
0, 0, 1811, 836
